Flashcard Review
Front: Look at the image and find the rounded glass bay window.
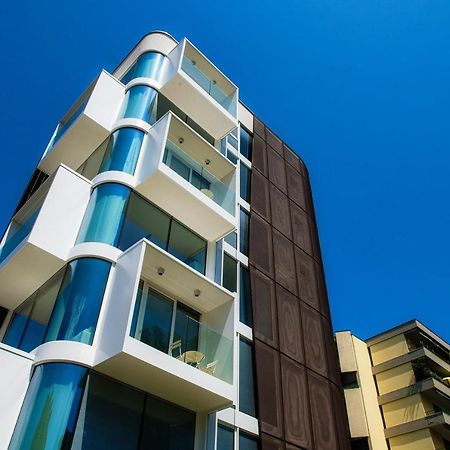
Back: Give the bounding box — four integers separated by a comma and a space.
120, 85, 158, 124
120, 51, 165, 85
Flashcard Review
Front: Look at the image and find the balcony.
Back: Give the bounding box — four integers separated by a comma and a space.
94, 239, 235, 412
0, 166, 91, 310
38, 71, 124, 175
135, 112, 236, 241
160, 39, 238, 139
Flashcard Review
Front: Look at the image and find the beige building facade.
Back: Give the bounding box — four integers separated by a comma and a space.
337, 320, 450, 450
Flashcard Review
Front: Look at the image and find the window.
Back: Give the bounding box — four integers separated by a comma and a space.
239, 338, 256, 416
239, 431, 258, 450
224, 231, 237, 249
239, 208, 250, 256
217, 424, 234, 450
239, 126, 252, 161
223, 253, 237, 292
240, 163, 251, 202
120, 51, 165, 85
120, 85, 158, 124
239, 266, 253, 327
341, 371, 359, 389
0, 306, 7, 330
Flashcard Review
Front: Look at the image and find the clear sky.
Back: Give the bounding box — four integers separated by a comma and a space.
1, 0, 449, 342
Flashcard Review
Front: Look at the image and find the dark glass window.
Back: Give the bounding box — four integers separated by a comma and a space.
239, 208, 250, 256
350, 438, 370, 450
239, 126, 253, 161
0, 306, 8, 330
173, 303, 200, 356
239, 338, 256, 416
341, 371, 359, 389
72, 372, 144, 449
223, 253, 237, 292
239, 431, 259, 450
239, 266, 253, 327
217, 424, 234, 450
240, 163, 251, 202
227, 151, 238, 164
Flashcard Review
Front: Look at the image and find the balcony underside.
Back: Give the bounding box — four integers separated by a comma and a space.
95, 338, 234, 413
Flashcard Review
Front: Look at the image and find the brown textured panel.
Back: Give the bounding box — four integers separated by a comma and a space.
249, 213, 273, 278
290, 201, 313, 256
286, 445, 302, 450
308, 371, 338, 450
254, 116, 266, 139
251, 169, 271, 222
267, 146, 287, 194
330, 383, 351, 450
276, 284, 304, 364
283, 144, 301, 173
253, 134, 268, 176
261, 433, 286, 450
322, 316, 341, 386
251, 268, 278, 348
294, 247, 320, 310
285, 164, 307, 211
270, 184, 292, 240
266, 127, 283, 155
255, 340, 284, 439
281, 356, 312, 449
301, 302, 328, 378
316, 265, 331, 319
273, 230, 298, 296
309, 218, 322, 264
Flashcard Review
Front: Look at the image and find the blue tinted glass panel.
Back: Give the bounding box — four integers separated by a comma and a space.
217, 424, 234, 450
239, 266, 253, 327
121, 52, 165, 84
223, 253, 237, 293
99, 128, 144, 175
44, 258, 111, 344
121, 85, 157, 124
3, 296, 35, 349
239, 127, 252, 161
9, 363, 88, 450
239, 208, 250, 256
224, 231, 237, 249
173, 303, 200, 356
239, 431, 258, 450
239, 338, 256, 416
77, 183, 130, 246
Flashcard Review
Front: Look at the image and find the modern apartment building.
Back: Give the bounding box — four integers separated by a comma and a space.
336, 320, 450, 450
0, 31, 350, 450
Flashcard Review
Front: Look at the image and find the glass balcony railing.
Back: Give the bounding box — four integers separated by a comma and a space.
130, 287, 233, 383
163, 139, 235, 215
181, 57, 236, 115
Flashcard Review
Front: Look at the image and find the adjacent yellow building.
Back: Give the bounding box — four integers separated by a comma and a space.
336, 320, 450, 450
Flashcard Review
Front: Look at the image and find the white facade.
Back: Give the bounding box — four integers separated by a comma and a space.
0, 31, 258, 450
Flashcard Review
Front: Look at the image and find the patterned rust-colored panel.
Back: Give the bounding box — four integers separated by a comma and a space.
283, 144, 302, 173
249, 213, 274, 278
267, 146, 288, 195
308, 370, 338, 450
330, 383, 351, 450
254, 116, 266, 139
322, 316, 341, 386
285, 164, 307, 212
290, 201, 313, 257
294, 247, 320, 311
276, 284, 304, 364
251, 268, 278, 349
253, 134, 268, 177
251, 169, 271, 222
266, 127, 283, 155
301, 302, 328, 378
261, 433, 286, 450
255, 340, 284, 439
270, 184, 292, 240
281, 356, 312, 449
273, 230, 298, 296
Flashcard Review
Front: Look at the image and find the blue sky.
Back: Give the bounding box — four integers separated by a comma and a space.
1, 0, 450, 341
